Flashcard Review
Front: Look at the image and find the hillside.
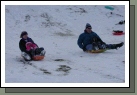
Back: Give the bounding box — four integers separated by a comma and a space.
5, 5, 125, 84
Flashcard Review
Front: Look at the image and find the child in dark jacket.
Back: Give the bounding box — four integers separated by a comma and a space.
19, 31, 45, 61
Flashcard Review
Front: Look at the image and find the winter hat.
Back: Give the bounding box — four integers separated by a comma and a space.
20, 31, 28, 38
85, 23, 92, 29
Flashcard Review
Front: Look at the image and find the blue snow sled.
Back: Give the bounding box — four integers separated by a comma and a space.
105, 6, 114, 10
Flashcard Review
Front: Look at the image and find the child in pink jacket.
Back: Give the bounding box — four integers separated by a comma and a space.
26, 42, 38, 51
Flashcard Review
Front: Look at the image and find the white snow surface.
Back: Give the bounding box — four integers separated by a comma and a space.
5, 5, 125, 83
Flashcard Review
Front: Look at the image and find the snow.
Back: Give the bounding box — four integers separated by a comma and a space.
5, 5, 125, 84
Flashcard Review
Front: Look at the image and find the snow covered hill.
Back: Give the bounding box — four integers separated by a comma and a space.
5, 5, 125, 84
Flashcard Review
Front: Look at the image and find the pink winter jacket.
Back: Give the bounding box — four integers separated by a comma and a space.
26, 42, 38, 51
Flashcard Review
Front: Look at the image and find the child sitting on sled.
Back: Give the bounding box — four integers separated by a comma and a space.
19, 31, 46, 61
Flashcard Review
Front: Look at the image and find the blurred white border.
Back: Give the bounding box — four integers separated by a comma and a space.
1, 1, 129, 87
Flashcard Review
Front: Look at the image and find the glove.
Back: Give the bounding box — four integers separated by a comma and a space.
102, 42, 106, 45
82, 46, 87, 52
96, 38, 106, 44
97, 40, 106, 45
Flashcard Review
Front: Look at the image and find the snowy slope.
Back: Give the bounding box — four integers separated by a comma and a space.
5, 5, 125, 83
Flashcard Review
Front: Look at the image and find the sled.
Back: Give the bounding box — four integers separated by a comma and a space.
86, 49, 107, 53
113, 30, 124, 35
32, 55, 45, 61
104, 6, 114, 10
113, 32, 124, 35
